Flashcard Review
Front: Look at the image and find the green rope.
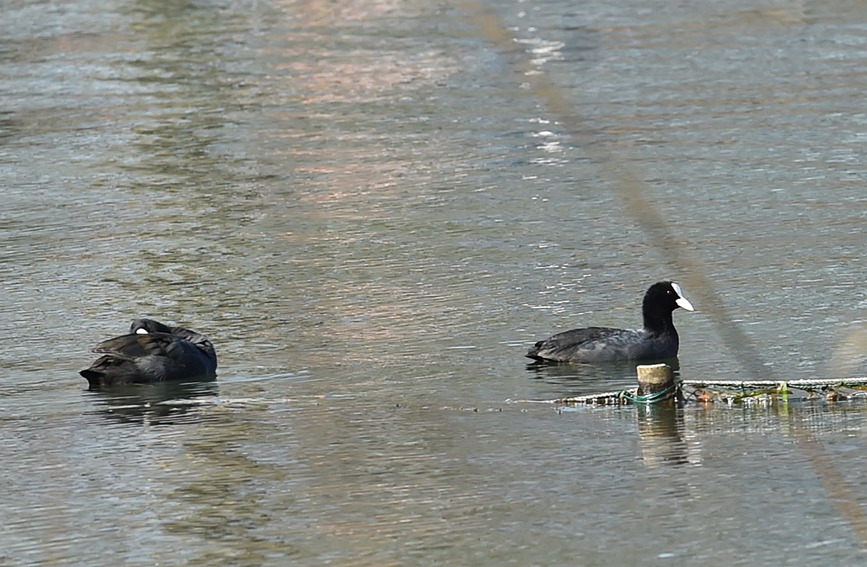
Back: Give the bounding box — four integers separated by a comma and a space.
620, 382, 679, 405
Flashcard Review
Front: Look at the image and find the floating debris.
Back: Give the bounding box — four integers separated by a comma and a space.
553, 366, 867, 407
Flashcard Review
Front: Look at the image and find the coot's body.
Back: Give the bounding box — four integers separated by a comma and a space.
527, 281, 694, 363
80, 319, 217, 388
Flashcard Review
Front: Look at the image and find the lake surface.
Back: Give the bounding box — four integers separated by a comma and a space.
2, 0, 866, 565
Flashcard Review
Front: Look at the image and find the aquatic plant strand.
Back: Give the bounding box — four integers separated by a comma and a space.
555, 377, 867, 407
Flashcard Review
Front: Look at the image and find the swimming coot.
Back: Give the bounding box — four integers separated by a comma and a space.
526, 281, 694, 363
80, 319, 217, 388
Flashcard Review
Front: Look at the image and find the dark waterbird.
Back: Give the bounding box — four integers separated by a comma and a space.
80, 319, 217, 388
527, 281, 694, 364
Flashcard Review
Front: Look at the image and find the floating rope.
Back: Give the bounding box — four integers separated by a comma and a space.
619, 382, 679, 405
557, 384, 678, 406
555, 390, 625, 406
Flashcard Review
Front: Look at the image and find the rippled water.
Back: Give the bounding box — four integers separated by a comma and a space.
2, 0, 866, 565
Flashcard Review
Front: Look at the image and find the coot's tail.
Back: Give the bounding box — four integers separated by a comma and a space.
525, 341, 545, 360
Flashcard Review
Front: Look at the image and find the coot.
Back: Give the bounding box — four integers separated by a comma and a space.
80, 319, 217, 388
526, 281, 694, 363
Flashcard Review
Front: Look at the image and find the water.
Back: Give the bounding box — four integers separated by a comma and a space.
2, 0, 866, 564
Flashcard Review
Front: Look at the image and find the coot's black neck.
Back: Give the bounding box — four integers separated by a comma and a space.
642, 305, 678, 337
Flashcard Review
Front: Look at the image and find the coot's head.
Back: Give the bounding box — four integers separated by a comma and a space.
129, 318, 173, 335
644, 281, 694, 313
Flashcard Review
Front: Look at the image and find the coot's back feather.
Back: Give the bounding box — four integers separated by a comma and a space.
80, 319, 217, 388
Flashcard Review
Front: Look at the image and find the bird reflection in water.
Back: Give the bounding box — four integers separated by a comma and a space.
85, 380, 219, 426
527, 358, 681, 398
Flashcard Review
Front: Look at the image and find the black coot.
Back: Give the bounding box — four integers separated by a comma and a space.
526, 281, 694, 363
80, 319, 217, 388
